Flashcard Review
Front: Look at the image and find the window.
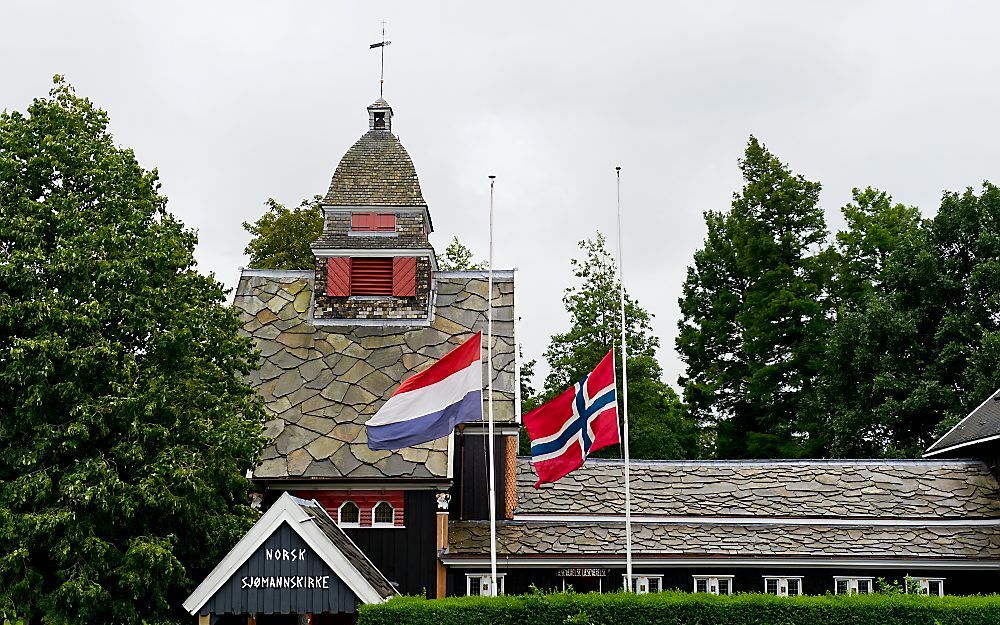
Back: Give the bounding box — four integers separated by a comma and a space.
338, 501, 360, 527
373, 112, 386, 129
623, 575, 663, 594
693, 575, 733, 595
350, 257, 394, 295
834, 576, 873, 595
909, 577, 945, 597
763, 576, 803, 596
351, 212, 396, 232
372, 501, 395, 526
466, 574, 505, 596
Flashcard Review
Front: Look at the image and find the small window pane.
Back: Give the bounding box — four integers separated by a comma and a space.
788, 579, 800, 595
765, 579, 778, 595
374, 501, 394, 525
340, 501, 359, 524
857, 579, 871, 594
836, 579, 849, 595
650, 577, 661, 593
695, 579, 707, 593
718, 579, 730, 595
469, 577, 481, 596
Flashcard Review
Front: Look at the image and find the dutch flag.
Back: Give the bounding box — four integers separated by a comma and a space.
366, 332, 483, 450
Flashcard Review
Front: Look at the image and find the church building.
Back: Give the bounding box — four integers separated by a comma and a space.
183, 97, 1000, 623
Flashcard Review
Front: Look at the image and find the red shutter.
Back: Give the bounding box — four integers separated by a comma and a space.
351, 258, 393, 295
326, 257, 351, 296
392, 257, 417, 297
351, 213, 373, 231
375, 213, 396, 231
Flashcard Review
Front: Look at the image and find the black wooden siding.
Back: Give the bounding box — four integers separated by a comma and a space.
451, 431, 507, 521
202, 522, 358, 615
344, 491, 437, 598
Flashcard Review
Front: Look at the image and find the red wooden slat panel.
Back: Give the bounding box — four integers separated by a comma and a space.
326, 257, 351, 296
392, 256, 417, 297
351, 257, 393, 295
351, 212, 374, 231
375, 212, 396, 231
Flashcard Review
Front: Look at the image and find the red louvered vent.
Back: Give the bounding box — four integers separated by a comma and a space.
392, 257, 417, 297
351, 257, 394, 295
351, 212, 396, 231
326, 257, 351, 296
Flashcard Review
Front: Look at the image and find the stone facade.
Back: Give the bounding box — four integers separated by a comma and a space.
514, 458, 1000, 519
312, 256, 431, 320
235, 269, 516, 481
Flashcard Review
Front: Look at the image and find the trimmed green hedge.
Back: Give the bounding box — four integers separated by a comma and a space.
358, 591, 1000, 625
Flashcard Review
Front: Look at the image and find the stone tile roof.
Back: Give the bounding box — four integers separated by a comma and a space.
325, 131, 426, 207
514, 458, 1000, 519
447, 520, 1000, 560
235, 270, 516, 481
926, 389, 1000, 455
298, 499, 397, 599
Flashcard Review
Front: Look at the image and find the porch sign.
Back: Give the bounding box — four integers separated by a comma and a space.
557, 568, 609, 578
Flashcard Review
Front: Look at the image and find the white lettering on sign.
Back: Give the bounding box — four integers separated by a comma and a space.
557, 568, 608, 578
264, 548, 307, 561
241, 576, 330, 589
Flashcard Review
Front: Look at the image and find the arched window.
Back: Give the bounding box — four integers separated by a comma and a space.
372, 501, 395, 526
338, 501, 360, 527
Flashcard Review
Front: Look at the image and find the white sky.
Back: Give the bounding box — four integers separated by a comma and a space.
4, 1, 1000, 389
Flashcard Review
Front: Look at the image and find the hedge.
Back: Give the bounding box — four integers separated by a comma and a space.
358, 591, 1000, 625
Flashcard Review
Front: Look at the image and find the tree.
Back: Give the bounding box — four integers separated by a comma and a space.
814, 183, 1000, 456
677, 137, 830, 458
0, 77, 265, 625
437, 236, 487, 271
243, 195, 323, 269
541, 233, 697, 460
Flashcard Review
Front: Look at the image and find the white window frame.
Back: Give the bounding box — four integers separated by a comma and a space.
338, 500, 360, 527
834, 576, 874, 595
692, 575, 734, 595
908, 577, 945, 597
371, 500, 396, 527
466, 573, 506, 596
623, 574, 664, 594
763, 576, 803, 596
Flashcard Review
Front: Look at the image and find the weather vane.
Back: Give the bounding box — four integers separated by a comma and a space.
370, 21, 391, 98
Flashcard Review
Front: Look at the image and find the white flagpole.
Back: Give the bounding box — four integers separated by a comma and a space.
616, 166, 634, 590
486, 175, 499, 596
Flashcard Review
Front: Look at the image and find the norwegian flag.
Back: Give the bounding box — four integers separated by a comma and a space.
523, 350, 620, 487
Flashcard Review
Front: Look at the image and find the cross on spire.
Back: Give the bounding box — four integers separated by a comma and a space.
369, 21, 391, 98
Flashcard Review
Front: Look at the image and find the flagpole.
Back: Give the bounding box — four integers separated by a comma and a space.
616, 166, 634, 590
487, 175, 499, 596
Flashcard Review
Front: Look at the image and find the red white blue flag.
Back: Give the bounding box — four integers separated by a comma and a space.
523, 350, 620, 487
366, 333, 483, 450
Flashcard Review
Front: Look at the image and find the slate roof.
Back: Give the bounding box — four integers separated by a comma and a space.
235, 269, 516, 482
514, 458, 1000, 519
448, 520, 1000, 561
926, 389, 1000, 455
445, 457, 1000, 563
298, 499, 397, 599
324, 130, 426, 207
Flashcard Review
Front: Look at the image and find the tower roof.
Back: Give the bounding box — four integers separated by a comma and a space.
324, 99, 426, 207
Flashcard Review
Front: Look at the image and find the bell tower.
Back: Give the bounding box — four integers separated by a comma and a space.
311, 99, 436, 322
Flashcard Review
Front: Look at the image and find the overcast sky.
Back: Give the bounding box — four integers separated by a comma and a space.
4, 1, 1000, 389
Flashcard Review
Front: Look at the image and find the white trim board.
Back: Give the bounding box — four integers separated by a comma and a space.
925, 387, 1000, 455
182, 493, 395, 614
924, 434, 1000, 457
511, 514, 1000, 527
439, 556, 1000, 570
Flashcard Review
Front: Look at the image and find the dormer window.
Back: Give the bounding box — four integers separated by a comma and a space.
338, 501, 360, 527
351, 212, 396, 232
372, 501, 395, 527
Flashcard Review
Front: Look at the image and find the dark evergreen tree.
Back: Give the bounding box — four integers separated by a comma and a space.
677, 137, 829, 458
542, 234, 697, 460
0, 78, 265, 625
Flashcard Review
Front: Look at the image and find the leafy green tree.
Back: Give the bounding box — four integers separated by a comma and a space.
541, 233, 697, 460
814, 183, 1000, 456
0, 77, 265, 625
677, 137, 830, 458
243, 195, 323, 269
438, 236, 487, 270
